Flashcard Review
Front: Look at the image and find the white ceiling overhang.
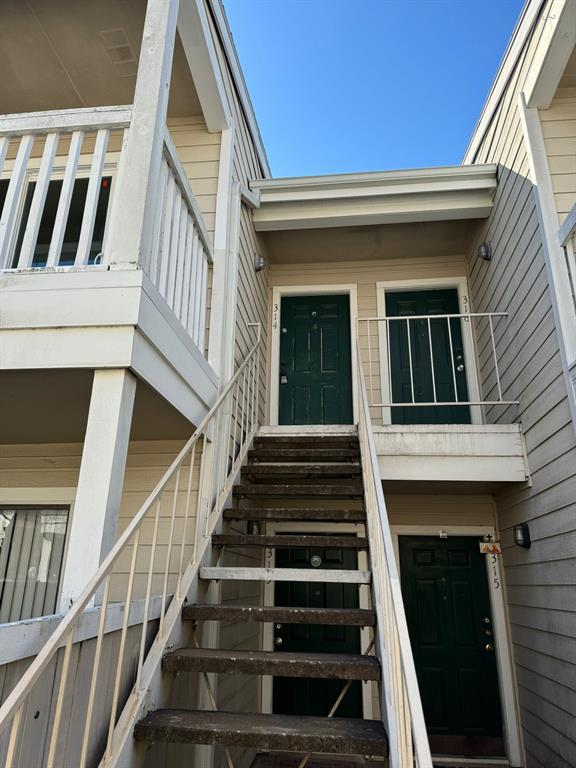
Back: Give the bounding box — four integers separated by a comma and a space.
251, 165, 497, 231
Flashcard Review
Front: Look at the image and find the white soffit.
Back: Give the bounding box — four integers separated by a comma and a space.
251, 164, 497, 231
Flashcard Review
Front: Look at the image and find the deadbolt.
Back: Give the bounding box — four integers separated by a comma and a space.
483, 616, 491, 624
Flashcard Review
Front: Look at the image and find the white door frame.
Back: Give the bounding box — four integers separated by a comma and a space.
376, 277, 483, 425
269, 284, 359, 426
392, 525, 525, 768
261, 520, 374, 721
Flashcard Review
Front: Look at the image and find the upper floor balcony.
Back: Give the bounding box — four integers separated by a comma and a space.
0, 0, 231, 426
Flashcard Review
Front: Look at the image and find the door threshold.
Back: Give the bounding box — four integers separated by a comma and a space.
259, 425, 358, 436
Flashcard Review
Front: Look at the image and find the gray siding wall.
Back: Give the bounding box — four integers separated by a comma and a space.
467, 3, 576, 766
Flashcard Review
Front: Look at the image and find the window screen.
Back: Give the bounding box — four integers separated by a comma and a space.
0, 507, 69, 622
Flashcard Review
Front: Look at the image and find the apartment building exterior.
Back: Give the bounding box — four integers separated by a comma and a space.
0, 1, 574, 767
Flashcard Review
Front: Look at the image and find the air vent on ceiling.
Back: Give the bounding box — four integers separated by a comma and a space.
99, 28, 137, 78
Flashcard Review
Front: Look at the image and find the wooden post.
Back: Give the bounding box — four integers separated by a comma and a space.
58, 369, 136, 612
105, 0, 179, 268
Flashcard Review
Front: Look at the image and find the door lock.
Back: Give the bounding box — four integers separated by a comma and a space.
485, 643, 494, 652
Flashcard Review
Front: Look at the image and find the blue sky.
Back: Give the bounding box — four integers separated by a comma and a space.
223, 0, 525, 177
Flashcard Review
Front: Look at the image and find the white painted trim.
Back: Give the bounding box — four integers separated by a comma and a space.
269, 284, 359, 426
558, 202, 576, 248
208, 127, 236, 378
58, 369, 136, 613
177, 0, 231, 132
524, 0, 576, 108
261, 520, 374, 721
0, 106, 131, 136
463, 0, 545, 162
0, 489, 75, 621
207, 0, 271, 176
392, 525, 525, 767
375, 277, 482, 425
519, 92, 576, 432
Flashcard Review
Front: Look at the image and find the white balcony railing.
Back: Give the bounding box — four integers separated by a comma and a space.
142, 130, 213, 351
358, 312, 518, 424
0, 107, 213, 355
0, 106, 131, 271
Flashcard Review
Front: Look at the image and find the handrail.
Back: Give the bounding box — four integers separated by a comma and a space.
356, 340, 433, 768
0, 326, 262, 768
0, 105, 132, 135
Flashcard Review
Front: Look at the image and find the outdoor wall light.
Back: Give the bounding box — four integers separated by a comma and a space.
477, 241, 492, 261
254, 253, 266, 272
513, 522, 531, 549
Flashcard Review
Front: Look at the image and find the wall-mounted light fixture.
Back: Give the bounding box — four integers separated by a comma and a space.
254, 254, 266, 272
477, 241, 492, 261
513, 522, 531, 549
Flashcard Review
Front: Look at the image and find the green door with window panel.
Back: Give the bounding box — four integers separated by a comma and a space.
279, 295, 353, 425
386, 288, 470, 424
399, 536, 504, 757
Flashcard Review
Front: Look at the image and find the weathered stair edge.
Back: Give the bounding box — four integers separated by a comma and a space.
163, 648, 380, 680
182, 604, 376, 626
134, 710, 389, 756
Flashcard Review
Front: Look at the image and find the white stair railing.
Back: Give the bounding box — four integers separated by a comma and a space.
356, 341, 433, 768
0, 327, 262, 768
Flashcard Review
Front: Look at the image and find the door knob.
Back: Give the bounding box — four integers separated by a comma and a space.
275, 637, 283, 646
456, 364, 465, 372
485, 643, 494, 652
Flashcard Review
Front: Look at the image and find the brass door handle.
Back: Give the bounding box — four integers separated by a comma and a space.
485, 643, 494, 652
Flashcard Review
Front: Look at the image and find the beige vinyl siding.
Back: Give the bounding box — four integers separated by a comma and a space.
269, 255, 468, 425
540, 88, 576, 223
167, 115, 221, 235
467, 3, 576, 765
386, 494, 496, 528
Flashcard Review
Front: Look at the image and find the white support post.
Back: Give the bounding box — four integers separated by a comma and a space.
208, 127, 235, 378
58, 369, 136, 612
105, 0, 179, 269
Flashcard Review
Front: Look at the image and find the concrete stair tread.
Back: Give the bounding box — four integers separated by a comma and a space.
134, 709, 388, 756
199, 567, 371, 584
249, 448, 360, 462
212, 534, 368, 549
224, 508, 366, 522
242, 464, 361, 479
181, 604, 376, 626
163, 648, 380, 680
233, 483, 363, 498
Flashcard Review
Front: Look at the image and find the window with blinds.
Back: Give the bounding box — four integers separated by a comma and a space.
0, 507, 69, 623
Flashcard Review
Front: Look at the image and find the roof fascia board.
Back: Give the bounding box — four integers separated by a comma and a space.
177, 0, 230, 131
463, 0, 546, 163
524, 0, 576, 108
207, 0, 271, 177
251, 165, 497, 200
253, 192, 494, 231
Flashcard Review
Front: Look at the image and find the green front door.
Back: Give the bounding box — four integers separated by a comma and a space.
399, 536, 504, 757
273, 543, 363, 718
279, 295, 353, 425
386, 288, 471, 424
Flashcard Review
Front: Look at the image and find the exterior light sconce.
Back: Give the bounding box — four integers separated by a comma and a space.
254, 254, 266, 272
477, 241, 492, 261
513, 522, 531, 549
